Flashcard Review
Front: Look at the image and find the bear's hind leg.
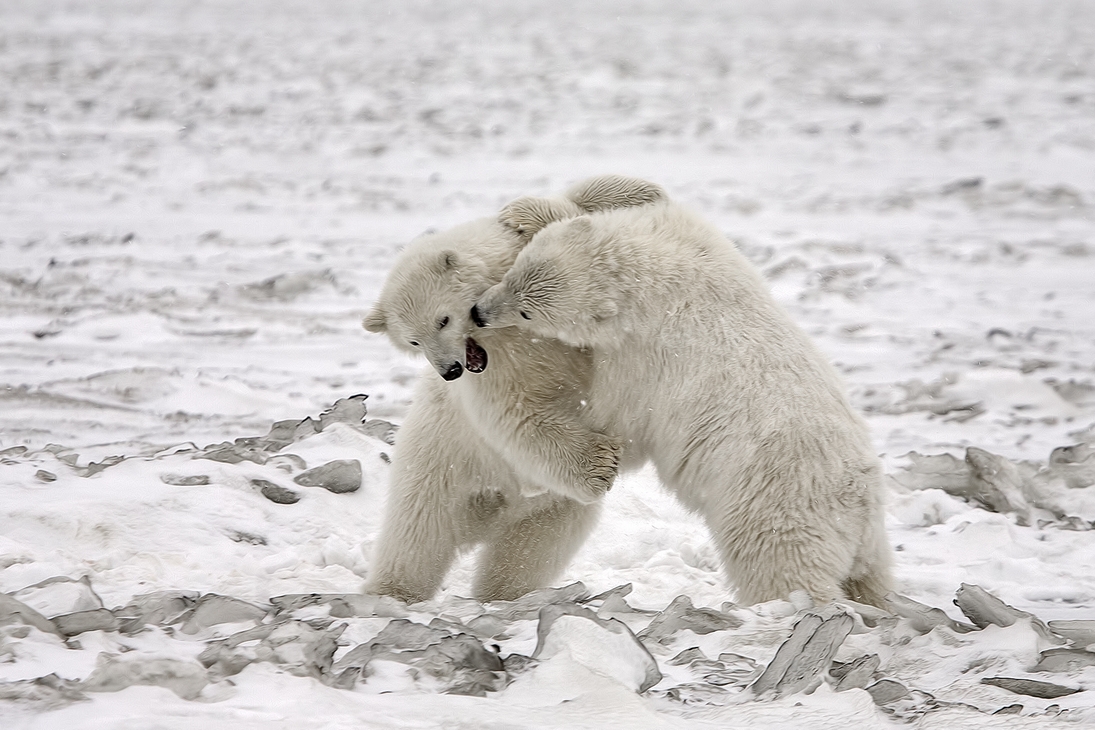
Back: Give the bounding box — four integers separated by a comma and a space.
472, 496, 602, 602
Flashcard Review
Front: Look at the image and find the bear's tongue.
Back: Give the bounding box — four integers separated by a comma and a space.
465, 337, 488, 373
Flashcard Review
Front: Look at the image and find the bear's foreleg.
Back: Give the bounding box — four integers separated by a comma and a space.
473, 495, 602, 602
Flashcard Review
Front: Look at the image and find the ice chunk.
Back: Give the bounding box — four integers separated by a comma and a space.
160, 474, 210, 486
253, 479, 300, 504
830, 654, 880, 691
1048, 443, 1095, 489
668, 647, 707, 666
81, 653, 208, 700
980, 676, 1080, 699
52, 609, 120, 637
637, 595, 742, 644
1047, 620, 1095, 647
889, 452, 970, 495
293, 459, 362, 493
751, 608, 854, 697
486, 581, 590, 621
114, 590, 198, 629
1032, 647, 1095, 673
199, 620, 346, 681
413, 634, 505, 696
533, 603, 661, 693
361, 419, 398, 445
270, 592, 408, 619
885, 593, 976, 634
11, 575, 103, 617
965, 447, 1032, 522
0, 594, 61, 636
0, 674, 87, 710
179, 594, 268, 634
317, 394, 369, 431
371, 619, 452, 651
953, 584, 1060, 644
865, 678, 910, 705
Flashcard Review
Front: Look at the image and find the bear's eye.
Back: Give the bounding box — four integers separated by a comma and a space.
520, 311, 531, 320
409, 340, 420, 347
437, 316, 449, 330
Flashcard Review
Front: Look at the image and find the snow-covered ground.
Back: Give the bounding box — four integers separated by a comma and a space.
2, 0, 1094, 727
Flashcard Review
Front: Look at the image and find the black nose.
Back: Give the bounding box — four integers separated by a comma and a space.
470, 304, 486, 328
441, 362, 464, 381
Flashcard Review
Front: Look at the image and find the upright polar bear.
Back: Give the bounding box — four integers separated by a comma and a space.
361, 176, 665, 602
473, 198, 894, 606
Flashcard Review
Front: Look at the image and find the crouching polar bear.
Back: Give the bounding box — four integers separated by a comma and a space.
473, 197, 893, 606
361, 176, 665, 602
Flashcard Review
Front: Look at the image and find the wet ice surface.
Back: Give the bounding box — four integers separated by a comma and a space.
2, 0, 1095, 727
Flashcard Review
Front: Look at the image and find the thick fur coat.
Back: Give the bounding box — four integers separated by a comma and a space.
474, 200, 893, 606
362, 177, 665, 602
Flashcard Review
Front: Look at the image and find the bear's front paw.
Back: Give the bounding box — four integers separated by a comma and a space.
577, 436, 621, 501
499, 196, 583, 239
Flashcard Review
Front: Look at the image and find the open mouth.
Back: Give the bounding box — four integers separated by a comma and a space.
465, 337, 488, 373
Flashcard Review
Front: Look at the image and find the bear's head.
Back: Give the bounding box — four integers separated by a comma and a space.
472, 216, 619, 351
364, 218, 516, 380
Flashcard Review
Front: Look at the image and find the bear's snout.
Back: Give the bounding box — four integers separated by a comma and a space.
470, 303, 487, 328
440, 362, 464, 381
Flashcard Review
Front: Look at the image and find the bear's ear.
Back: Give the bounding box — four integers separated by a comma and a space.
362, 306, 387, 333
566, 175, 667, 212
437, 250, 458, 271
559, 215, 595, 245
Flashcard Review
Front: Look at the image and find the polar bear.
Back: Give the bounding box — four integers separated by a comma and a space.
472, 199, 893, 607
361, 175, 666, 602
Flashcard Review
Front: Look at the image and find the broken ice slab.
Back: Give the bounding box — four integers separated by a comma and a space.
361, 419, 398, 445
412, 634, 505, 696
159, 474, 210, 486
668, 647, 707, 666
980, 677, 1081, 699
200, 620, 346, 681
317, 395, 369, 431
699, 653, 761, 687
371, 619, 453, 652
1032, 648, 1095, 673
200, 444, 268, 465
485, 581, 590, 621
889, 452, 970, 495
1048, 443, 1095, 489
865, 678, 910, 705
637, 595, 742, 644
0, 674, 87, 710
10, 576, 104, 618
533, 602, 662, 693
965, 447, 1032, 523
253, 478, 300, 504
270, 593, 408, 619
81, 653, 209, 700
0, 594, 62, 636
750, 608, 854, 698
178, 594, 269, 634
953, 584, 1061, 644
830, 654, 880, 691
463, 614, 509, 639
114, 590, 199, 630
52, 609, 121, 637
885, 593, 976, 634
293, 459, 362, 493
1047, 620, 1095, 647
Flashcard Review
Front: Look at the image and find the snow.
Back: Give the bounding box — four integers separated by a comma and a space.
1, 0, 1094, 726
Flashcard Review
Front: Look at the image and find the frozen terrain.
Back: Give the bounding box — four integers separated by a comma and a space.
1, 0, 1094, 727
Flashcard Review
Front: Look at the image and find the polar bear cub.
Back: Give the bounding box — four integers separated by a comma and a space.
361, 176, 666, 602
473, 199, 893, 606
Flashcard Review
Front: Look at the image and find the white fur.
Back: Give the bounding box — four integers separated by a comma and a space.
362, 176, 665, 602
474, 201, 894, 606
